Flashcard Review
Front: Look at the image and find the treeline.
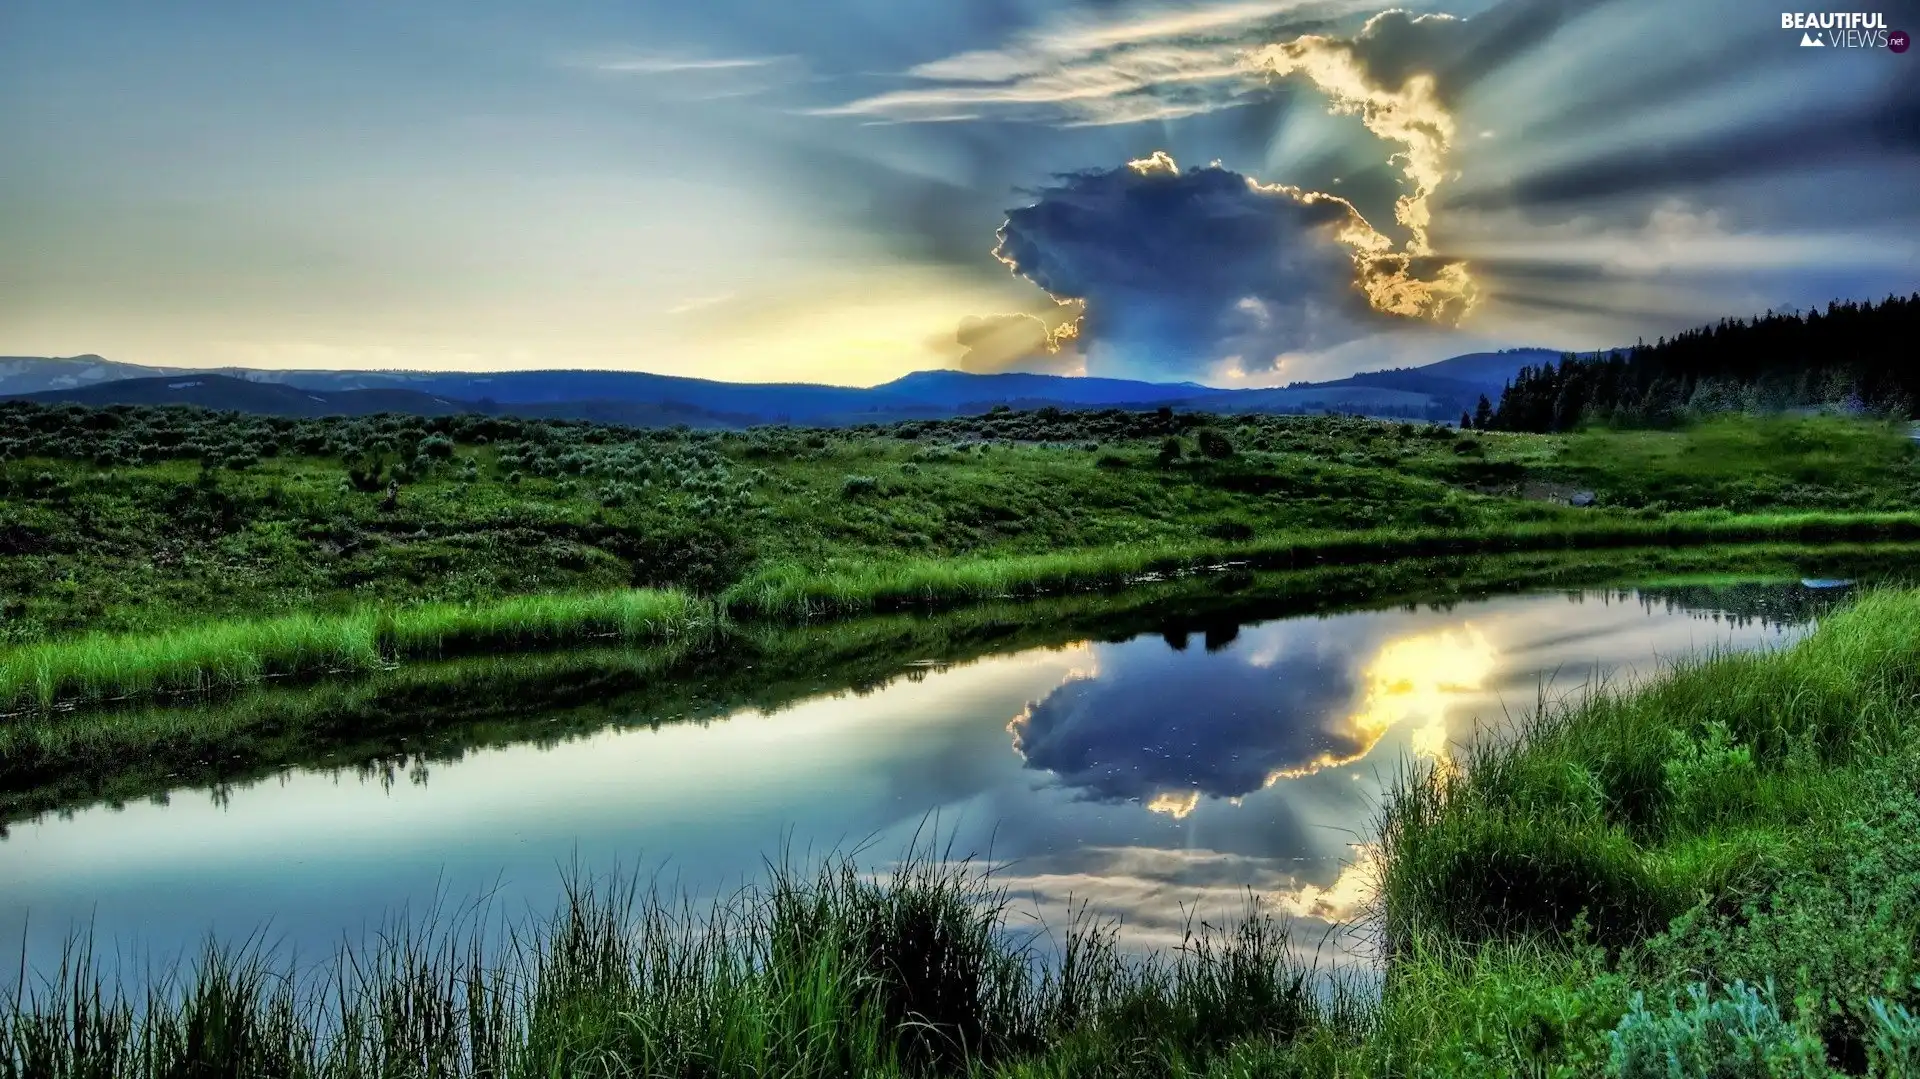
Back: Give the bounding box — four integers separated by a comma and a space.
1482, 293, 1920, 431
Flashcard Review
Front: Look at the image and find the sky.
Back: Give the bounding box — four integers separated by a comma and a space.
1, 0, 1916, 386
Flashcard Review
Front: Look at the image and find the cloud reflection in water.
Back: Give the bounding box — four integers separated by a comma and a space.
1008, 618, 1497, 819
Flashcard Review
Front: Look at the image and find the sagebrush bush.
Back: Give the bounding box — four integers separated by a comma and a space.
1196, 429, 1234, 459
1608, 981, 1827, 1079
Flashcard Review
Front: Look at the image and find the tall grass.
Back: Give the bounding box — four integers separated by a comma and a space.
0, 589, 707, 710
1373, 586, 1920, 1075
0, 852, 1341, 1079
724, 511, 1920, 619
7, 519, 1920, 711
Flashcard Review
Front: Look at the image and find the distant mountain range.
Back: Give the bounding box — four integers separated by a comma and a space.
0, 349, 1564, 428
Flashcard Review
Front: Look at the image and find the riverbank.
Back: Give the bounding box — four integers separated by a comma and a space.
5, 404, 1914, 705
3, 542, 1893, 828
7, 516, 1920, 712
8, 584, 1919, 1076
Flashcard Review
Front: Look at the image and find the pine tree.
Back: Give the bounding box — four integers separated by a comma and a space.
1487, 293, 1919, 431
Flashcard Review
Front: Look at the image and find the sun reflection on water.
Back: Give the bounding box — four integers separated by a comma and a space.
1266, 624, 1497, 784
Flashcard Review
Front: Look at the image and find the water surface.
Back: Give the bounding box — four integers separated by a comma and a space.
0, 582, 1845, 975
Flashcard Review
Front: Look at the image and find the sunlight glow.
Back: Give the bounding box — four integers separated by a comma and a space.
1266, 624, 1497, 783
1145, 790, 1202, 819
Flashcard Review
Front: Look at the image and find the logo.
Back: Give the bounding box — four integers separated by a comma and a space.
1781, 11, 1894, 47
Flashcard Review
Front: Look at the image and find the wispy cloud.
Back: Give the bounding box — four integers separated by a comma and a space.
664, 291, 737, 315
590, 54, 790, 75
812, 0, 1382, 126
570, 50, 806, 100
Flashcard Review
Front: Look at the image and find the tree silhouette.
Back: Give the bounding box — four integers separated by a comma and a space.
1488, 293, 1920, 431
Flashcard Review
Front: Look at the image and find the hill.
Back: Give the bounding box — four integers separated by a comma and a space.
12, 374, 762, 428
0, 348, 1556, 426
1406, 348, 1563, 390
0, 354, 192, 394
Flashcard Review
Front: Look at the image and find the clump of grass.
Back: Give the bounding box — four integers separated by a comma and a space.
0, 589, 707, 709
0, 610, 385, 709
0, 850, 1340, 1079
383, 588, 706, 655
1370, 587, 1920, 1072
1379, 589, 1920, 954
724, 513, 1920, 621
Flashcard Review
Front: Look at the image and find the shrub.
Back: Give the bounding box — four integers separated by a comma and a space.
840, 474, 880, 498
1158, 438, 1184, 466
1202, 518, 1255, 541
1197, 429, 1235, 459
1868, 999, 1920, 1076
1661, 721, 1758, 829
1608, 981, 1827, 1079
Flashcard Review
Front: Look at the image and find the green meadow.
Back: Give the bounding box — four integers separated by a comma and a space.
4, 402, 1919, 708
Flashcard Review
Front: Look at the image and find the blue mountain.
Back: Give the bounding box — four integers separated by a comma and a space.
1, 349, 1560, 426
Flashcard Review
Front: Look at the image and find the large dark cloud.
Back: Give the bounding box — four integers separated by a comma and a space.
1010, 628, 1367, 805
994, 158, 1389, 376
673, 0, 1920, 372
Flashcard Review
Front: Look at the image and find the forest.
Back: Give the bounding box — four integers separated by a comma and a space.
1481, 294, 1920, 432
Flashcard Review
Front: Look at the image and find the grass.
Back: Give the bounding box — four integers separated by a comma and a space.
4, 407, 1915, 642
0, 850, 1344, 1079
0, 589, 705, 709
8, 511, 1918, 712
1368, 585, 1920, 1074
2, 404, 1916, 706
722, 510, 1920, 619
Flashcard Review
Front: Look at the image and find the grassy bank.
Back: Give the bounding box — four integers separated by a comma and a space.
4, 404, 1915, 645
1366, 585, 1920, 1075
4, 402, 1914, 707
9, 589, 1920, 1075
0, 588, 706, 709
722, 510, 1920, 619
7, 515, 1920, 711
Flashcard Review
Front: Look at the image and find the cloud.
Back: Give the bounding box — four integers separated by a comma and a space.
987, 844, 1380, 954
575, 50, 807, 100
593, 55, 790, 74
991, 152, 1472, 377
810, 0, 1365, 126
1248, 11, 1467, 255
954, 311, 1084, 373
1007, 628, 1369, 806
664, 292, 738, 315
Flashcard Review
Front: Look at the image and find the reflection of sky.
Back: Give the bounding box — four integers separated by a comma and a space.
0, 589, 1808, 976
